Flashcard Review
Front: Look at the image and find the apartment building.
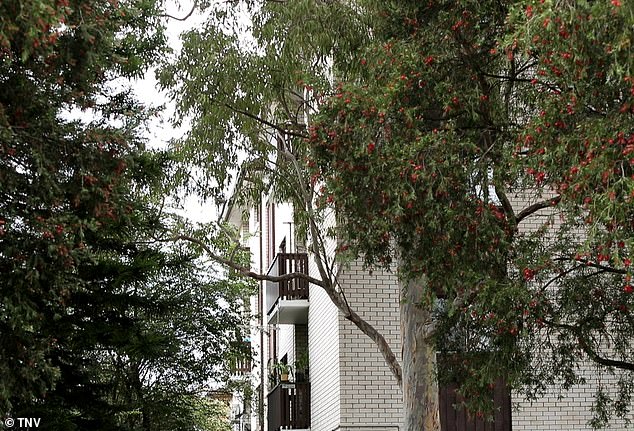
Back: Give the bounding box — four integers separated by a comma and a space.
225, 195, 402, 431
225, 190, 628, 431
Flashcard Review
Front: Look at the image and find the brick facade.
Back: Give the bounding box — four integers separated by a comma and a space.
337, 262, 402, 431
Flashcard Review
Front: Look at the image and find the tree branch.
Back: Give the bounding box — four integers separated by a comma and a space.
171, 234, 325, 287
495, 185, 516, 227
160, 1, 197, 21
516, 195, 561, 223
279, 150, 403, 387
541, 263, 584, 292
543, 318, 634, 371
552, 257, 627, 275
224, 103, 308, 140
341, 299, 403, 387
171, 229, 404, 386
576, 333, 634, 371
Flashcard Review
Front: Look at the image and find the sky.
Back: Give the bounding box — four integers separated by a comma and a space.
132, 1, 215, 222
132, 0, 202, 150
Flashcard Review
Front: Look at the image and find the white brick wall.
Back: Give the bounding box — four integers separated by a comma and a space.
277, 324, 295, 365
513, 362, 630, 430
307, 209, 342, 431
337, 261, 403, 430
509, 192, 630, 429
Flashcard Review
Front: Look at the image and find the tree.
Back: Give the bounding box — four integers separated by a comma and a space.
1, 0, 253, 427
159, 0, 403, 385
1, 0, 164, 409
160, 0, 634, 429
11, 234, 253, 430
311, 0, 634, 428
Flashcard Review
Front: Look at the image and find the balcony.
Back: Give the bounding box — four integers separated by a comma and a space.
265, 253, 309, 324
267, 382, 310, 431
229, 341, 252, 377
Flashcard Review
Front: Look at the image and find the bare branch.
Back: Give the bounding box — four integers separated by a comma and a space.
172, 234, 325, 287
161, 1, 197, 21
516, 195, 561, 223
318, 270, 403, 387
342, 301, 403, 387
171, 230, 404, 384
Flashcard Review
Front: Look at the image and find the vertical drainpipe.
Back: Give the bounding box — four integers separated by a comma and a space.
259, 201, 265, 431
271, 204, 275, 260
262, 202, 276, 431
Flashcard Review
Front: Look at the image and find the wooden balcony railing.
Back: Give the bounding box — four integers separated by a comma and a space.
266, 253, 309, 314
230, 356, 252, 376
229, 340, 252, 376
267, 382, 310, 431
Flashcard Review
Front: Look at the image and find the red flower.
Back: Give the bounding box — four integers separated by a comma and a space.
367, 142, 375, 154
535, 171, 545, 183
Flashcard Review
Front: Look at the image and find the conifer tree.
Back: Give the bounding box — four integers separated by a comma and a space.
1, 2, 253, 428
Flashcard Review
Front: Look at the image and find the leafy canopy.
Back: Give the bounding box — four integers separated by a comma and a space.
310, 0, 634, 422
161, 0, 634, 425
1, 1, 253, 428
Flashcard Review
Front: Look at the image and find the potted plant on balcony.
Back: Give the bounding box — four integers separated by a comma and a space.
277, 362, 292, 382
270, 361, 293, 383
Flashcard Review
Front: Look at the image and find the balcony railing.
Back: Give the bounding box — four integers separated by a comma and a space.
265, 253, 309, 321
267, 382, 310, 431
229, 340, 252, 376
229, 356, 252, 376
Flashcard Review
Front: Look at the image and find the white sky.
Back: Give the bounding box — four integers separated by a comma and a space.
131, 1, 217, 223
133, 0, 203, 150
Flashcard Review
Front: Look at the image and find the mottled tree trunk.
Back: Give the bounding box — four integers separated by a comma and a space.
401, 276, 440, 431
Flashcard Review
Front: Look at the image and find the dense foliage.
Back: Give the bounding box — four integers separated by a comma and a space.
1, 1, 251, 429
161, 0, 634, 427
310, 0, 634, 423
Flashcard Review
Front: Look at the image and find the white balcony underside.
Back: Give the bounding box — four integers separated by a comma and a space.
267, 299, 309, 325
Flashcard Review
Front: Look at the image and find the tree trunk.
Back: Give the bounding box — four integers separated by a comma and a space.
401, 276, 440, 431
130, 361, 151, 431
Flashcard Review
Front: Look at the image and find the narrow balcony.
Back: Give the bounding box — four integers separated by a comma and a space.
229, 341, 252, 378
267, 382, 310, 431
265, 253, 309, 324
